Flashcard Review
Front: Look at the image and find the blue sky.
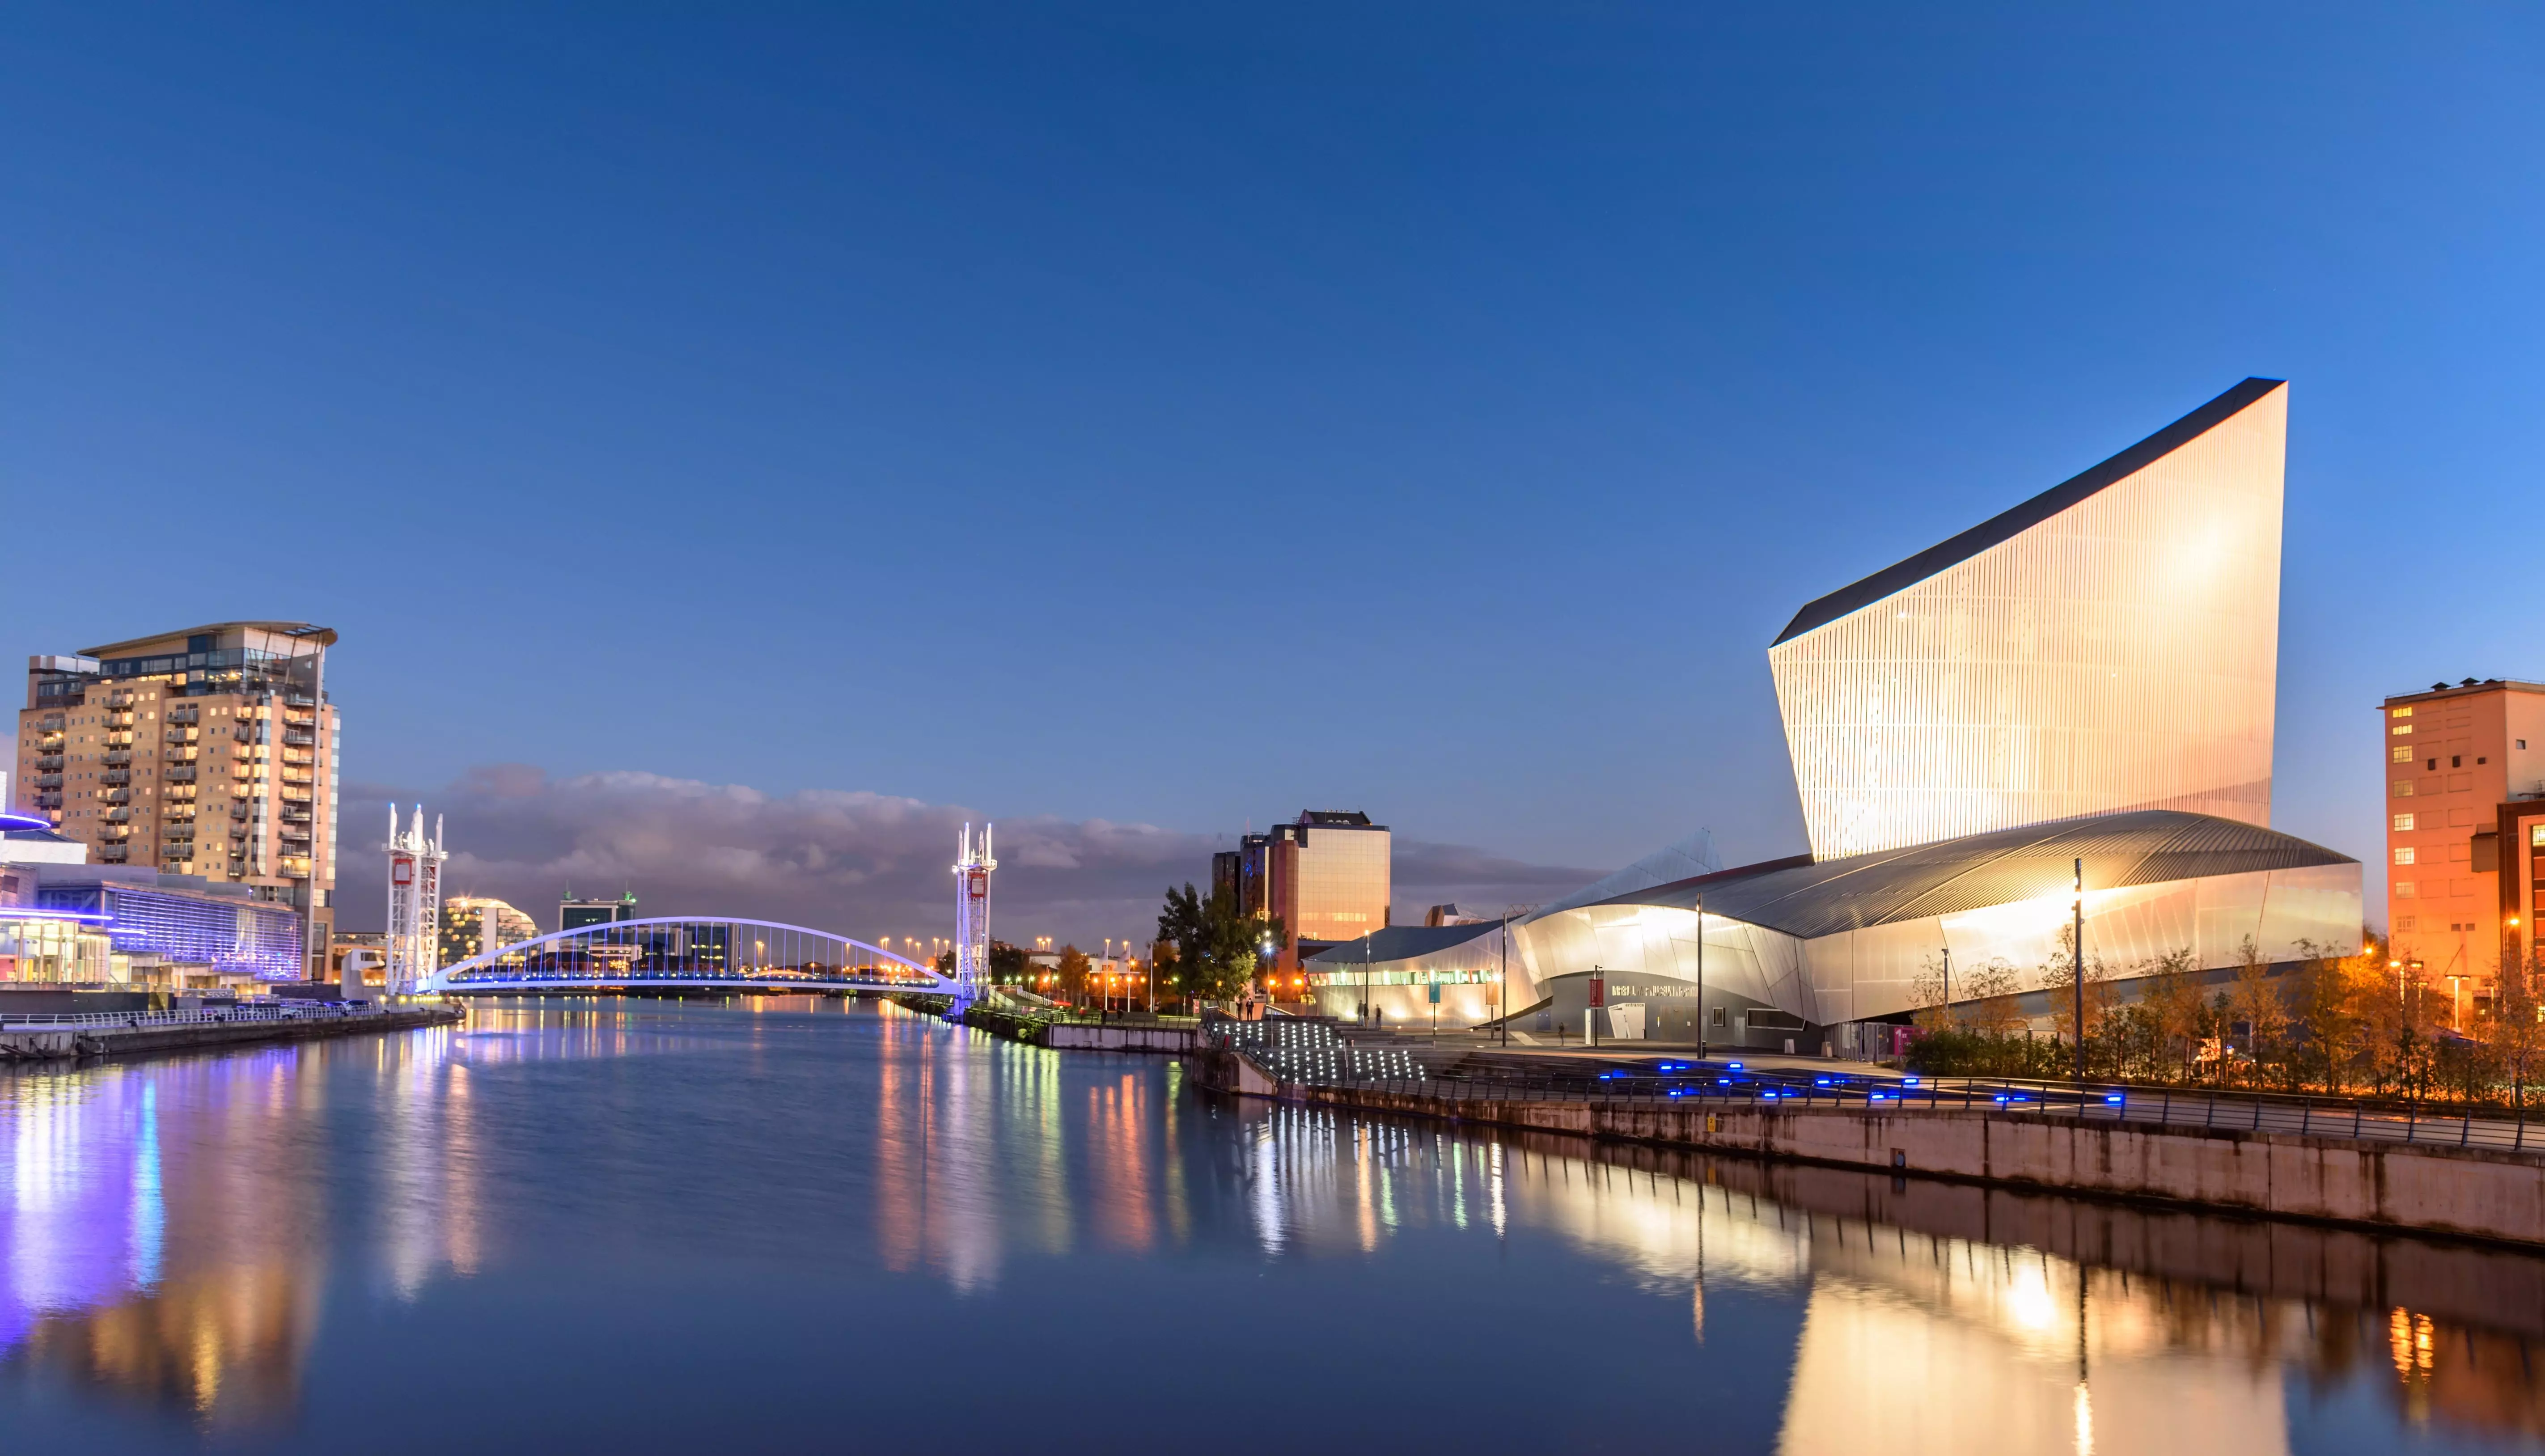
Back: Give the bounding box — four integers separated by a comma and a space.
6, 5, 2539, 937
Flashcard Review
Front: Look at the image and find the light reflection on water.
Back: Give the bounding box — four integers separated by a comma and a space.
0, 998, 2533, 1454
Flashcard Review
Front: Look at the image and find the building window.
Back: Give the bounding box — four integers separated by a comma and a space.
2477, 757, 2487, 764
2533, 825, 2545, 847
2393, 706, 2414, 718
2428, 758, 2439, 770
2395, 848, 2416, 865
2393, 725, 2413, 736
2394, 781, 2414, 797
2397, 881, 2417, 897
2520, 739, 2529, 750
2395, 916, 2415, 932
2452, 756, 2463, 768
2393, 747, 2412, 762
2394, 814, 2416, 831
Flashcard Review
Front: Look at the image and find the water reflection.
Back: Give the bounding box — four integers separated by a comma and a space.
0, 998, 2534, 1452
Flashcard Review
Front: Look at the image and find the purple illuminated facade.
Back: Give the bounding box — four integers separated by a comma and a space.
33, 876, 305, 982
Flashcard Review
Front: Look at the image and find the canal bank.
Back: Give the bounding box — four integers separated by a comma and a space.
1188, 1046, 2545, 1249
0, 1003, 463, 1062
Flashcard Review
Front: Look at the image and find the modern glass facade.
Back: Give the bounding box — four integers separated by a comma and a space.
1769, 380, 2287, 860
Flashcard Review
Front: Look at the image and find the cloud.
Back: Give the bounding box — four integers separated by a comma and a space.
337, 765, 1601, 947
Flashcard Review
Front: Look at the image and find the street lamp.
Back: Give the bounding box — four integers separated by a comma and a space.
2072, 858, 2087, 1085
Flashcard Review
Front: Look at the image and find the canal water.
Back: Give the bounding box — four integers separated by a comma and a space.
0, 999, 2535, 1454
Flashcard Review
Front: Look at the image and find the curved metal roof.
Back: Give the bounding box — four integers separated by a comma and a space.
1303, 921, 1499, 966
1604, 810, 2354, 940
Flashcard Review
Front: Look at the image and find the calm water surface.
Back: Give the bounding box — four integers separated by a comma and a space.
0, 999, 2537, 1454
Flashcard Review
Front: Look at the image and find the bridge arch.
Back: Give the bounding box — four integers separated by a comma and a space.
421, 915, 954, 995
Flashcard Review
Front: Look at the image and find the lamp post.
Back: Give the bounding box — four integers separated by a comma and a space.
1694, 893, 1706, 1056
1499, 906, 1512, 1050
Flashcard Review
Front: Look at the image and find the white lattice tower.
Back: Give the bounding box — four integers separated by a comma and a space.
952, 822, 995, 998
382, 804, 449, 998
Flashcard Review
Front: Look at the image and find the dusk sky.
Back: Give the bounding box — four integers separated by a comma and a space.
8, 6, 2540, 944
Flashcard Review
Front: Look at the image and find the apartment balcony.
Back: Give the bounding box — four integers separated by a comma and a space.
105, 689, 135, 707
34, 793, 62, 811
32, 773, 63, 790
278, 856, 313, 878
100, 822, 131, 839
165, 746, 198, 762
227, 824, 251, 841
36, 734, 63, 752
280, 752, 314, 770
280, 806, 314, 825
280, 786, 313, 804
34, 755, 63, 773
101, 769, 131, 786
166, 765, 197, 783
102, 788, 131, 805
98, 847, 128, 864
232, 725, 256, 744
284, 692, 315, 708
102, 805, 132, 821
281, 772, 314, 789
167, 706, 199, 725
164, 828, 196, 844
162, 806, 196, 822
281, 727, 316, 746
165, 727, 198, 745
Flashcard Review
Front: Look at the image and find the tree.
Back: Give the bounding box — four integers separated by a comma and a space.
2223, 936, 2290, 1079
989, 940, 1028, 986
2040, 924, 2118, 1055
1155, 881, 1287, 1008
1056, 944, 1093, 1003
2490, 951, 2545, 1123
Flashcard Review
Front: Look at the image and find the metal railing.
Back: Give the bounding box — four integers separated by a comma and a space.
1214, 1038, 2545, 1155
1, 1002, 394, 1031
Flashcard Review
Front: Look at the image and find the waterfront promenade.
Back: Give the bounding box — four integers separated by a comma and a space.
0, 1000, 461, 1061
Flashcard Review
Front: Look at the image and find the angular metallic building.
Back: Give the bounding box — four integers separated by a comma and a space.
1492, 380, 2361, 1047
1770, 379, 2288, 860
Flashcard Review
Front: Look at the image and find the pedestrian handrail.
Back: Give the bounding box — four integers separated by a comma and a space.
1198, 1026, 2544, 1156
1, 1002, 393, 1032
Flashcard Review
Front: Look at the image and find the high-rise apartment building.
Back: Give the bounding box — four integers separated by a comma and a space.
15, 623, 341, 979
2381, 678, 2545, 1017
1233, 811, 1390, 969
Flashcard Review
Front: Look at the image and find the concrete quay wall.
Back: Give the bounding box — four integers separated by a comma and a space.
1190, 1053, 2545, 1247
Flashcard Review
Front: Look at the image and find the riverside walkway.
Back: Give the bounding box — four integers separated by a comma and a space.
0, 1000, 461, 1061
1198, 1019, 2545, 1246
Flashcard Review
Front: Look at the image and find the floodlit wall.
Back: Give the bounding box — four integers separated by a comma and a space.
1512, 861, 2360, 1028
1770, 384, 2287, 859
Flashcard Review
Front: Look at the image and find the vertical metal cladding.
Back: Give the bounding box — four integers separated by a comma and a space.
1770, 384, 2286, 859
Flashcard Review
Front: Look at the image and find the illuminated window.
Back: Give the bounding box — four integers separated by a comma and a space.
2394, 814, 2415, 831
2397, 881, 2417, 897
2393, 707, 2414, 718
2394, 781, 2414, 797
2393, 725, 2413, 736
2394, 847, 2415, 865
2533, 825, 2545, 847
2393, 747, 2412, 762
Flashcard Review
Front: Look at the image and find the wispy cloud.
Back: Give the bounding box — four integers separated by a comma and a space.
338, 765, 1599, 947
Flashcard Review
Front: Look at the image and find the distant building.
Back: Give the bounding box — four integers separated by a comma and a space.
1227, 811, 1390, 970
559, 892, 638, 931
439, 896, 539, 967
1425, 904, 1499, 927
2380, 678, 2545, 1023
14, 622, 343, 979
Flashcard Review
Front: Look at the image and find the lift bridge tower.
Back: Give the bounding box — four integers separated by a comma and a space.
383, 804, 448, 999
952, 822, 995, 1003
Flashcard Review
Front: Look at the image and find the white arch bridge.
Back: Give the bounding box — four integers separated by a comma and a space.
420, 917, 959, 997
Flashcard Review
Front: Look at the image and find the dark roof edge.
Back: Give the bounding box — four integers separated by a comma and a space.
1770, 378, 2286, 647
